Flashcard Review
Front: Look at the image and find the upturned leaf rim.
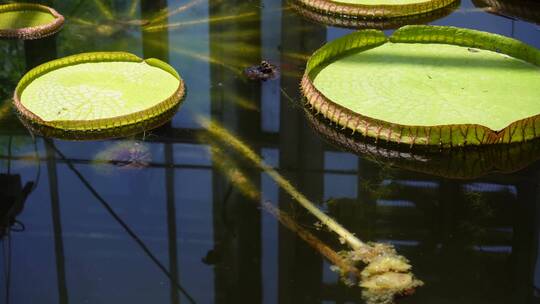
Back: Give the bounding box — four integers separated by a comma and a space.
290, 0, 459, 29
304, 108, 540, 179
472, 0, 540, 25
300, 25, 540, 148
294, 0, 458, 19
0, 3, 65, 40
13, 52, 185, 140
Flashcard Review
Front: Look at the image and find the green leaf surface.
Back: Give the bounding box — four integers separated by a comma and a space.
0, 11, 56, 29
14, 52, 185, 139
0, 3, 64, 39
312, 42, 540, 131
301, 26, 540, 147
21, 61, 179, 122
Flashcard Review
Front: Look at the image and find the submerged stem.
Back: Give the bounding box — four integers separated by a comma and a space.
199, 117, 424, 303
207, 142, 361, 278
198, 116, 367, 251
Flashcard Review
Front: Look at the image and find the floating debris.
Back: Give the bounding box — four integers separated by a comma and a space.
92, 141, 152, 173
244, 60, 279, 81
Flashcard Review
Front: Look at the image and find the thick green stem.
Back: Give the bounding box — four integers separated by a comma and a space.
199, 116, 368, 251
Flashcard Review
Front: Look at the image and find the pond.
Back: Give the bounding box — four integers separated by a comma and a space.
1, 0, 540, 303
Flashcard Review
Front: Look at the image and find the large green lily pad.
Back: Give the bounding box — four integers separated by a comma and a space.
301, 25, 540, 148
14, 52, 185, 140
291, 0, 458, 29
294, 0, 458, 19
305, 109, 540, 179
0, 3, 64, 39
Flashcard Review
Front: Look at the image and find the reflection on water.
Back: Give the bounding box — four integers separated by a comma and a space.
1, 0, 540, 303
304, 109, 540, 179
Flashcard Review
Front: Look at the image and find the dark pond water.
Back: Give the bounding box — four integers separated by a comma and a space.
1, 0, 540, 303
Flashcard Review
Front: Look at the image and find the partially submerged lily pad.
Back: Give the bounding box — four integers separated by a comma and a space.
293, 0, 458, 20
291, 0, 459, 29
473, 0, 540, 25
305, 109, 540, 179
14, 52, 185, 140
0, 3, 64, 40
301, 25, 540, 148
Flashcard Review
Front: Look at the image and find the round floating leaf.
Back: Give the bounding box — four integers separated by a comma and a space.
473, 0, 540, 25
14, 52, 185, 140
291, 0, 459, 29
293, 0, 458, 20
305, 109, 540, 179
301, 25, 540, 148
0, 3, 64, 40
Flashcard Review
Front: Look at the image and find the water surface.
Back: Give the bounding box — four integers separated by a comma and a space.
0, 0, 540, 303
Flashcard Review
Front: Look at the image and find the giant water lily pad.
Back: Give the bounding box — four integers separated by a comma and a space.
291, 0, 459, 29
14, 52, 185, 140
294, 0, 458, 20
0, 3, 64, 39
305, 109, 540, 179
301, 25, 540, 148
473, 0, 540, 25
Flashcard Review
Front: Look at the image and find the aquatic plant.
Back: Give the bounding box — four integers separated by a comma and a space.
13, 52, 185, 140
472, 0, 540, 24
208, 141, 363, 276
290, 0, 459, 29
200, 117, 423, 303
304, 108, 540, 179
301, 25, 540, 148
0, 3, 64, 39
293, 0, 458, 20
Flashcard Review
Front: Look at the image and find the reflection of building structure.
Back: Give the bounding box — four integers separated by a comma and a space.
209, 0, 263, 302
1, 0, 540, 303
277, 6, 327, 304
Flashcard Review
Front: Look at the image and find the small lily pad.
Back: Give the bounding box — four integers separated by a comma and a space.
14, 52, 185, 140
301, 25, 540, 148
0, 3, 64, 40
294, 0, 458, 20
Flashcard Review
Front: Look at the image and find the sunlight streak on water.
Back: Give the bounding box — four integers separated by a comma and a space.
143, 12, 259, 33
